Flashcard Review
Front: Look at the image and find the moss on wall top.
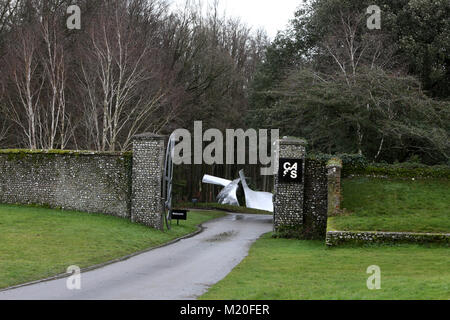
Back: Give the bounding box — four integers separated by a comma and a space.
279, 137, 308, 146
0, 149, 132, 157
306, 153, 336, 164
327, 158, 343, 168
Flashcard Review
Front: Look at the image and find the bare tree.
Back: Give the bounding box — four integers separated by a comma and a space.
0, 0, 19, 36
79, 1, 170, 151
6, 24, 43, 149
0, 117, 9, 145
0, 0, 267, 152
316, 9, 396, 155
4, 11, 71, 150
320, 10, 394, 86
40, 14, 70, 149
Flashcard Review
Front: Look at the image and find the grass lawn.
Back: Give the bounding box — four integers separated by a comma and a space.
328, 177, 450, 233
0, 204, 226, 289
201, 234, 450, 300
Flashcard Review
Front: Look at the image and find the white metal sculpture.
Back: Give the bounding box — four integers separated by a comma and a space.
202, 175, 240, 206
202, 171, 274, 213
239, 170, 274, 213
202, 175, 233, 188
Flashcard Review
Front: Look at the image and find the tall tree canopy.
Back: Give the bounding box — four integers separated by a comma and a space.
247, 0, 449, 164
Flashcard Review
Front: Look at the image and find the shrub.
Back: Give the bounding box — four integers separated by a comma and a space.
309, 152, 450, 178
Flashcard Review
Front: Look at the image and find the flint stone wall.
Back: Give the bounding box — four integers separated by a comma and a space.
302, 158, 328, 240
0, 151, 132, 218
0, 135, 165, 226
327, 159, 343, 217
131, 134, 165, 230
273, 139, 306, 229
326, 231, 450, 247
273, 138, 329, 240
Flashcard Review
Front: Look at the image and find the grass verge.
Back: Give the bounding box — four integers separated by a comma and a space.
201, 234, 450, 300
328, 177, 450, 233
0, 204, 226, 289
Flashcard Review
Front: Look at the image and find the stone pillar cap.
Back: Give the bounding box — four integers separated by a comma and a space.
278, 137, 308, 146
326, 158, 343, 168
132, 133, 166, 141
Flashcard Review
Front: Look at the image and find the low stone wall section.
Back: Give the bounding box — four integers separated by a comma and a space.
0, 150, 132, 218
326, 231, 450, 247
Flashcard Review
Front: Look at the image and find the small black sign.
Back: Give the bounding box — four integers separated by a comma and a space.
171, 210, 188, 221
278, 158, 303, 183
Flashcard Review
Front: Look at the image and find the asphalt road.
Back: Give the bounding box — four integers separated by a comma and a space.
0, 213, 273, 300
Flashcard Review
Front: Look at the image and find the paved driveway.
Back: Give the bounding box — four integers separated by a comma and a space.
0, 213, 272, 300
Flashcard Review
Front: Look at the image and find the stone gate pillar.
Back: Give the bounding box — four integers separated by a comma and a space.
327, 159, 343, 217
131, 133, 166, 230
273, 138, 307, 233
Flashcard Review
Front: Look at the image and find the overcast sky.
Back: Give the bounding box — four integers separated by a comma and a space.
170, 0, 305, 39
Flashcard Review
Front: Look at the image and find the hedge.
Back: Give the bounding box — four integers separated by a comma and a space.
360, 164, 450, 179
309, 153, 449, 179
